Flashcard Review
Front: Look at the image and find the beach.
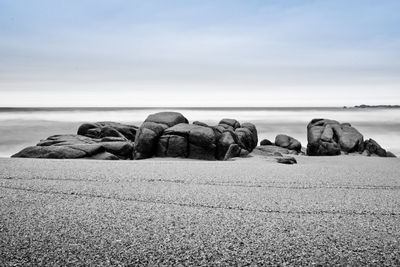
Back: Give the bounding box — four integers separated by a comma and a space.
1, 155, 399, 265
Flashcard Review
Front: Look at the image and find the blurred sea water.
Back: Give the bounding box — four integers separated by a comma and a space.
0, 107, 399, 157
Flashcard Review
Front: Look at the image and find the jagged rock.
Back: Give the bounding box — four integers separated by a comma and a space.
307, 119, 363, 156
260, 139, 273, 146
77, 121, 138, 141
135, 112, 188, 159
363, 139, 388, 157
223, 144, 241, 160
275, 134, 302, 152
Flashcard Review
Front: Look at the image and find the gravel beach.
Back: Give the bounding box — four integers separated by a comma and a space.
1, 155, 399, 266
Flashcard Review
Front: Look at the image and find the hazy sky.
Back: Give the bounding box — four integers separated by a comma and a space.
1, 0, 399, 107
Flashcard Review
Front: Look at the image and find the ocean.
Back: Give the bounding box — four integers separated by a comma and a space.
1, 107, 399, 157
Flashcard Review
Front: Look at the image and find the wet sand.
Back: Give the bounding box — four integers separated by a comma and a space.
0, 155, 399, 265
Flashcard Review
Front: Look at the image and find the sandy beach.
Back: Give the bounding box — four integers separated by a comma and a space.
1, 155, 399, 265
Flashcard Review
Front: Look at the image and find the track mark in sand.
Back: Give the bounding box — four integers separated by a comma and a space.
1, 176, 400, 190
1, 185, 399, 216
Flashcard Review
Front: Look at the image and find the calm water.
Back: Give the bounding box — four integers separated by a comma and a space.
0, 107, 399, 157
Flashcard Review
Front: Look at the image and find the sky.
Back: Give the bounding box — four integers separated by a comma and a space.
0, 0, 399, 107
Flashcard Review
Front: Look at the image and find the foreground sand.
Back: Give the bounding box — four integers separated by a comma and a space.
0, 155, 399, 265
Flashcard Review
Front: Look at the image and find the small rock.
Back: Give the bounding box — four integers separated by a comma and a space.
276, 157, 297, 164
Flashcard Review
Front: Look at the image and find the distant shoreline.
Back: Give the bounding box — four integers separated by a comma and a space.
0, 106, 399, 112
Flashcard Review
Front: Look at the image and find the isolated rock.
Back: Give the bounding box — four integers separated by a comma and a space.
275, 134, 302, 152
78, 121, 138, 141
134, 112, 189, 159
276, 156, 297, 165
260, 139, 273, 146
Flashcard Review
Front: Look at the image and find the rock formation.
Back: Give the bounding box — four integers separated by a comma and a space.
307, 118, 395, 157
12, 112, 258, 161
135, 112, 258, 160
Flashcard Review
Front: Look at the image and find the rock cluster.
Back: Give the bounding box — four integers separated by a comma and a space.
12, 121, 138, 160
307, 118, 395, 157
12, 112, 258, 161
135, 112, 258, 160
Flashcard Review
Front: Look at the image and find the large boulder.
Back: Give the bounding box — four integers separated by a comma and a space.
239, 122, 258, 151
275, 134, 302, 152
77, 122, 138, 141
158, 123, 217, 160
307, 119, 363, 156
134, 112, 188, 159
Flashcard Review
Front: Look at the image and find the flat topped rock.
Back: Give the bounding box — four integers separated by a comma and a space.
145, 112, 188, 127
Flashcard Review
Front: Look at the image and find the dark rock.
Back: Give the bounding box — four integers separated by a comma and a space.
235, 127, 255, 152
275, 134, 302, 152
239, 149, 250, 157
77, 121, 138, 141
253, 145, 296, 156
219, 118, 240, 131
260, 139, 273, 146
13, 134, 133, 160
159, 123, 216, 160
156, 134, 188, 158
12, 145, 96, 159
145, 112, 188, 127
276, 156, 297, 164
273, 152, 283, 157
307, 119, 364, 156
241, 122, 258, 148
100, 142, 134, 159
134, 112, 188, 159
223, 144, 241, 160
216, 130, 238, 160
386, 151, 397, 158
363, 139, 388, 157
37, 134, 96, 146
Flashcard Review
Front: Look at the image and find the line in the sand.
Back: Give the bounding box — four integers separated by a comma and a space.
1, 185, 399, 216
1, 176, 400, 190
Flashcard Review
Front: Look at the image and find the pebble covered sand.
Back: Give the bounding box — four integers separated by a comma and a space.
1, 155, 399, 265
